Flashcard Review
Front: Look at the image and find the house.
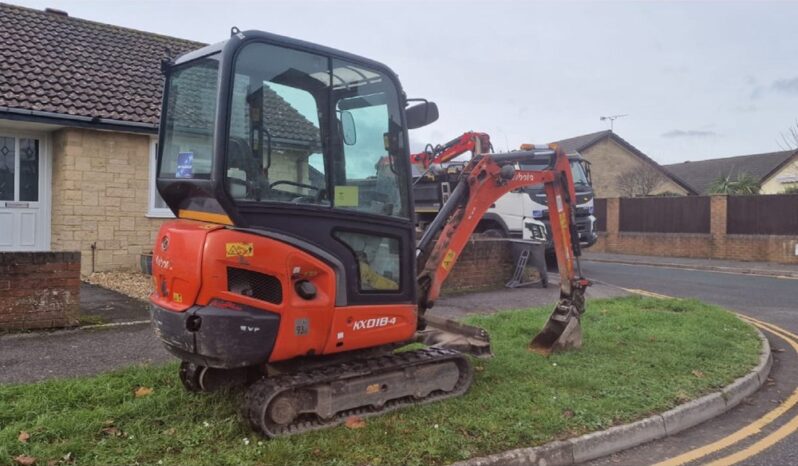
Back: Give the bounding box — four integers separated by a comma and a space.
664, 150, 798, 195
0, 3, 319, 274
554, 130, 696, 197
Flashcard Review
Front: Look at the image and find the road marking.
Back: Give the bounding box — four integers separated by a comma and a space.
654, 317, 798, 466
622, 288, 673, 299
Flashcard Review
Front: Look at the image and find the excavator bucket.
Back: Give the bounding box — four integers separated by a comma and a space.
416, 315, 492, 359
529, 299, 584, 355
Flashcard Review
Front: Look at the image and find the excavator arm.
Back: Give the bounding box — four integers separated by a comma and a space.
415, 144, 590, 354
410, 131, 492, 170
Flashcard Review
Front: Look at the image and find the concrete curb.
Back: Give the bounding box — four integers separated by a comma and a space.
582, 256, 798, 279
452, 326, 772, 466
0, 319, 151, 341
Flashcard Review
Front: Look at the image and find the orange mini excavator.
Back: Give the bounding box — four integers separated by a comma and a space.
150, 28, 589, 437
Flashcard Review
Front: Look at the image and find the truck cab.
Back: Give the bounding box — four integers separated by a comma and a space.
517, 154, 597, 249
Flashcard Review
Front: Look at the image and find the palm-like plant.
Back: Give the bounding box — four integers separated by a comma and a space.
708, 172, 761, 195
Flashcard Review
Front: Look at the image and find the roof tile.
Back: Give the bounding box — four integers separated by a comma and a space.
0, 2, 319, 145
664, 150, 797, 194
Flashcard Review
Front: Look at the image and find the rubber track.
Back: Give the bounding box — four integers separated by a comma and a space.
243, 347, 473, 437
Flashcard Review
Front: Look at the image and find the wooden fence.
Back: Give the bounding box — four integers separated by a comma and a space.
618, 196, 711, 234
594, 198, 607, 232
727, 194, 798, 235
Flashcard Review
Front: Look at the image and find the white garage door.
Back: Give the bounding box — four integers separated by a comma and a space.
0, 133, 50, 251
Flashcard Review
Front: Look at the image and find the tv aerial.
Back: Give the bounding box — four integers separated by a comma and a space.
600, 114, 628, 131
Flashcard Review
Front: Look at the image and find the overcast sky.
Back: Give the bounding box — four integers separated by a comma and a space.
12, 0, 798, 164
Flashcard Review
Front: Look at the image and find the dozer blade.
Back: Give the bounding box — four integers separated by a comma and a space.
415, 314, 492, 359
529, 301, 583, 355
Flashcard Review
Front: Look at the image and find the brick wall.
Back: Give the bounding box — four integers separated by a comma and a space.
593, 195, 798, 264
442, 239, 541, 294
0, 252, 80, 330
51, 128, 166, 275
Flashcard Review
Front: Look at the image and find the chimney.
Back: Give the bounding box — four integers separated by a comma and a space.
44, 8, 69, 17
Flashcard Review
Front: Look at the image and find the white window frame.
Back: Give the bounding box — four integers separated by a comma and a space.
147, 137, 175, 218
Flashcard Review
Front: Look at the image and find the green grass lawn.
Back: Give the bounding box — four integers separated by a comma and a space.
0, 296, 760, 466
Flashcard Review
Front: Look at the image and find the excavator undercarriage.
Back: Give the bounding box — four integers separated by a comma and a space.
243, 347, 472, 436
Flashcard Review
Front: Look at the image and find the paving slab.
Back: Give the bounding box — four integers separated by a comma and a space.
431, 276, 627, 320
79, 283, 150, 324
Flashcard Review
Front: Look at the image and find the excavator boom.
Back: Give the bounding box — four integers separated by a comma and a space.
416, 144, 589, 354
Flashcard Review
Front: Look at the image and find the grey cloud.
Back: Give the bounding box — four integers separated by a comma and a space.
735, 104, 757, 113
662, 65, 688, 74
772, 77, 798, 94
662, 129, 717, 138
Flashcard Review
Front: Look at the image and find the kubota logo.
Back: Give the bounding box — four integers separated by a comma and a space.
352, 317, 398, 331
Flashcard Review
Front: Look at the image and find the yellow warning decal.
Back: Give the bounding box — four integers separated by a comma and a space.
226, 242, 254, 257
441, 249, 457, 271
172, 292, 182, 303
334, 185, 359, 207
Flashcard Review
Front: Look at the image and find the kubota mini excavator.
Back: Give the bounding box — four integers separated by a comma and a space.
150, 28, 589, 437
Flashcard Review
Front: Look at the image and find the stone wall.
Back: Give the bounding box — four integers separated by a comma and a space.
51, 128, 166, 274
0, 252, 80, 329
593, 196, 798, 264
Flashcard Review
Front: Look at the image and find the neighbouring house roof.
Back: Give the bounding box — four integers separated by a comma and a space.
553, 130, 697, 194
664, 150, 797, 194
0, 2, 320, 147
554, 130, 614, 154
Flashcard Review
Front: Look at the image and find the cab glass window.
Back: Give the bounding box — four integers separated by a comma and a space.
160, 55, 219, 179
332, 59, 408, 218
226, 43, 328, 205
334, 231, 400, 291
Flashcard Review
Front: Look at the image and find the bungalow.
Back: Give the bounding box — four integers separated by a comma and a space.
664, 149, 798, 195
0, 3, 318, 274
554, 130, 696, 197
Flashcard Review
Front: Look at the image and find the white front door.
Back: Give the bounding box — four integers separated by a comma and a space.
0, 132, 50, 251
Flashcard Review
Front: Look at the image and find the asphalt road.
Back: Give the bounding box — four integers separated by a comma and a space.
581, 260, 798, 466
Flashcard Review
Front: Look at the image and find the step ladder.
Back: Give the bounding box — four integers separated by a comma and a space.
505, 247, 547, 289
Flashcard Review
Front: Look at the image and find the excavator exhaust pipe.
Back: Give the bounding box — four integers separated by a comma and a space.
529, 298, 585, 355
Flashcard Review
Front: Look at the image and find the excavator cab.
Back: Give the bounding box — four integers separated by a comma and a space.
156, 30, 436, 312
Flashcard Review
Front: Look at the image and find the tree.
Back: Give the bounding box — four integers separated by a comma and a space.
616, 164, 665, 197
708, 172, 761, 195
779, 119, 798, 150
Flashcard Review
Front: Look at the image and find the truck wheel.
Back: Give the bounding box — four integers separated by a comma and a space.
478, 228, 505, 238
